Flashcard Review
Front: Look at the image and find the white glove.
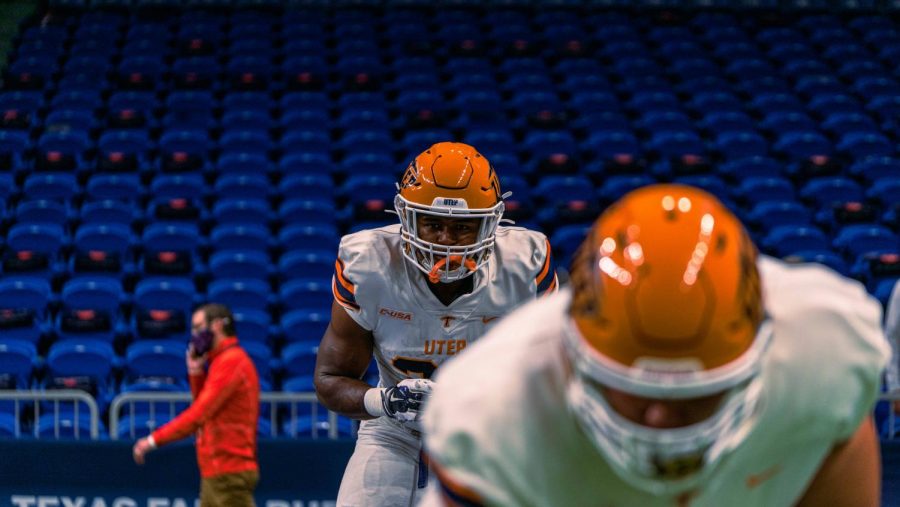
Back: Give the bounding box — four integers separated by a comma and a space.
364, 378, 435, 424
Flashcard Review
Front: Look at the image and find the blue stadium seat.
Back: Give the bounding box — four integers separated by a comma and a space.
0, 339, 36, 392
281, 309, 329, 345
0, 278, 50, 344
799, 177, 864, 209
747, 201, 812, 232
22, 172, 78, 201
219, 131, 273, 158
850, 157, 900, 184
241, 340, 272, 385
70, 223, 133, 279
125, 340, 187, 386
714, 132, 769, 161
597, 175, 656, 205
96, 130, 152, 173
281, 341, 319, 381
215, 174, 270, 201
36, 131, 91, 173
278, 199, 335, 226
217, 151, 272, 178
150, 174, 206, 200
4, 223, 66, 279
763, 225, 830, 257
279, 278, 332, 314
57, 277, 124, 343
232, 309, 271, 345
132, 278, 194, 340
209, 250, 271, 281
833, 225, 899, 259
139, 223, 201, 279
837, 132, 894, 159
14, 199, 70, 227
85, 174, 142, 202
46, 338, 115, 406
718, 157, 783, 181
549, 224, 591, 266
278, 250, 333, 282
210, 224, 271, 254
207, 279, 272, 313
736, 177, 796, 207
211, 198, 273, 227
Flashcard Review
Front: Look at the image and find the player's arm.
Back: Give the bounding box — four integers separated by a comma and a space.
313, 299, 377, 419
795, 415, 880, 507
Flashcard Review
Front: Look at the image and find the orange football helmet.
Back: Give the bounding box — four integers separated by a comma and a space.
394, 142, 504, 283
563, 184, 770, 494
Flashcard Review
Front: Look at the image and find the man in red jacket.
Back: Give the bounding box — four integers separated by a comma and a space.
133, 303, 260, 506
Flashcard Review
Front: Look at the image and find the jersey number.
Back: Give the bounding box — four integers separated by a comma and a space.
391, 357, 438, 379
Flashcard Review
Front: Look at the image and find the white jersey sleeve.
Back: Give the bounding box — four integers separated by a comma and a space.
332, 226, 398, 331
493, 226, 558, 298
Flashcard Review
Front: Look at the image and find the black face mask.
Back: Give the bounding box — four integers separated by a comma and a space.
190, 328, 214, 356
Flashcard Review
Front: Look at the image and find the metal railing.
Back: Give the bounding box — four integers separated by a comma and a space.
0, 390, 100, 439
109, 391, 349, 440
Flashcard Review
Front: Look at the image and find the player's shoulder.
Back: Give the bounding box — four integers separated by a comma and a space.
759, 256, 889, 436
494, 225, 550, 252
337, 224, 403, 288
493, 225, 554, 278
339, 224, 401, 256
759, 255, 881, 324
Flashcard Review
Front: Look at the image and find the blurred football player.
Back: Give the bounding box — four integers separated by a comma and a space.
313, 142, 558, 506
421, 184, 889, 507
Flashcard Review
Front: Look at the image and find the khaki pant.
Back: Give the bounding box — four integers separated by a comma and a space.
200, 470, 259, 507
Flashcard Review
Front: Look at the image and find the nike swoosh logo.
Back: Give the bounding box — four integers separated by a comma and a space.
746, 464, 781, 488
481, 316, 499, 324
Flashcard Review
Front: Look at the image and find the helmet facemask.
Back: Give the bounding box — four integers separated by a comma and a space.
564, 320, 772, 495
394, 193, 504, 283
393, 142, 506, 284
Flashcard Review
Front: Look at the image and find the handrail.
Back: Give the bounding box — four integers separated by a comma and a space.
109, 391, 341, 440
0, 390, 99, 439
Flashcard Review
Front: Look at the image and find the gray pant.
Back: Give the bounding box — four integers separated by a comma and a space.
336, 417, 431, 507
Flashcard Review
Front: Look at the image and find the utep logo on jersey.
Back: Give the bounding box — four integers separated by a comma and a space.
379, 307, 413, 321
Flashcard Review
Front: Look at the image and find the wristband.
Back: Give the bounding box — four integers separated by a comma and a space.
147, 435, 157, 449
364, 388, 386, 417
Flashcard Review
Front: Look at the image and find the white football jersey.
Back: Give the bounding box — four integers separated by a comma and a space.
332, 224, 557, 388
422, 256, 890, 507
882, 280, 900, 392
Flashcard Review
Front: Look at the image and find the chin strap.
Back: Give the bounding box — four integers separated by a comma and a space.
428, 255, 477, 283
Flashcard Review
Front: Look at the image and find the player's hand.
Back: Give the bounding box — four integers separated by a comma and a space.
132, 437, 154, 465
185, 347, 207, 375
382, 378, 435, 423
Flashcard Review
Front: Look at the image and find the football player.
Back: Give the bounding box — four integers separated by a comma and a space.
313, 142, 558, 506
421, 184, 889, 507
